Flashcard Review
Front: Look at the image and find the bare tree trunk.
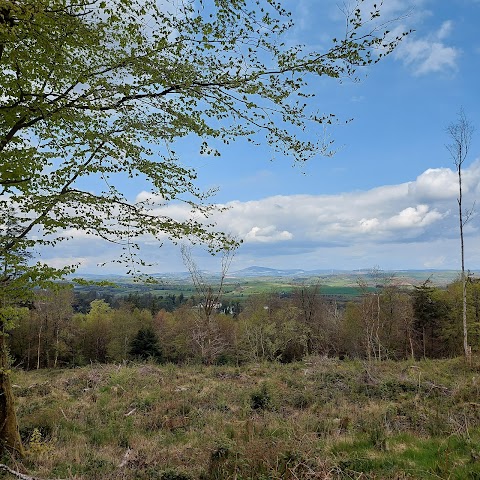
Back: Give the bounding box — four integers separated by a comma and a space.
422, 326, 426, 360
447, 109, 474, 362
26, 339, 31, 370
409, 334, 415, 361
54, 327, 59, 368
181, 242, 236, 364
36, 324, 42, 370
376, 294, 381, 361
459, 162, 469, 362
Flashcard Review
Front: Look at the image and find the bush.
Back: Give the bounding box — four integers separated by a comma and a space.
250, 384, 271, 410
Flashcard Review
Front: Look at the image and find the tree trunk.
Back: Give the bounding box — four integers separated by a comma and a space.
459, 168, 469, 361
0, 334, 24, 456
422, 326, 426, 360
54, 326, 59, 368
36, 324, 42, 370
447, 109, 474, 361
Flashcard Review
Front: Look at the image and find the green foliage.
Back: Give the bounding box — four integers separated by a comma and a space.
413, 280, 454, 358
250, 383, 271, 410
27, 427, 53, 457
0, 305, 28, 332
10, 277, 480, 368
129, 327, 162, 361
0, 0, 407, 280
159, 470, 193, 480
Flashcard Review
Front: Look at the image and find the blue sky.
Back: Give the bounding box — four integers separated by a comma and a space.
46, 0, 480, 275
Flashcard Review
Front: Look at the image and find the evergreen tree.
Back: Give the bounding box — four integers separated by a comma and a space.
412, 281, 450, 358
129, 328, 162, 362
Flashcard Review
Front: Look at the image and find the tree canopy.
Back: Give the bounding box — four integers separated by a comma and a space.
0, 0, 407, 278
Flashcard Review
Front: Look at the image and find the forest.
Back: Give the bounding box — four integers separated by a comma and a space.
9, 276, 479, 370
5, 278, 480, 480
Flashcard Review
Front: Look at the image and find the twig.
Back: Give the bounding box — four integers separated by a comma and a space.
119, 448, 132, 468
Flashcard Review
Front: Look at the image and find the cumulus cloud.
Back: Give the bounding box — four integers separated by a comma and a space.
135, 191, 165, 204
34, 161, 480, 273
359, 217, 380, 232
205, 161, 480, 270
210, 162, 465, 246
41, 256, 91, 269
408, 168, 458, 201
245, 225, 293, 243
385, 205, 444, 229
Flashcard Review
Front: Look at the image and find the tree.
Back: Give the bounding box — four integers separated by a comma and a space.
293, 283, 337, 355
0, 207, 31, 455
129, 327, 162, 361
237, 295, 278, 362
0, 0, 407, 454
80, 299, 114, 363
412, 280, 450, 359
446, 110, 475, 361
0, 0, 408, 273
181, 244, 234, 363
355, 268, 394, 361
108, 306, 153, 362
379, 286, 415, 360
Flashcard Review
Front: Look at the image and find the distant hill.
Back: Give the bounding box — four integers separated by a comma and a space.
229, 266, 361, 277
71, 267, 463, 287
231, 266, 307, 277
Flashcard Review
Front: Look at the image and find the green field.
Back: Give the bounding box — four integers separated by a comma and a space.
73, 270, 461, 303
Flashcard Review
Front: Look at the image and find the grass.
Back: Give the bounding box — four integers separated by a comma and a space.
5, 357, 480, 479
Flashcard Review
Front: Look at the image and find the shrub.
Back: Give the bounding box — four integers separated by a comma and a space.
250, 384, 271, 410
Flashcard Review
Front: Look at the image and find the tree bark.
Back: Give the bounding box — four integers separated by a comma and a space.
0, 333, 24, 456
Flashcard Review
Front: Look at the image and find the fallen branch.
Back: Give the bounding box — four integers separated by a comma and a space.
0, 464, 64, 480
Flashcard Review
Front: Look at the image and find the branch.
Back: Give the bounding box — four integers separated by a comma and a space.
463, 200, 476, 226
0, 464, 64, 480
3, 141, 106, 251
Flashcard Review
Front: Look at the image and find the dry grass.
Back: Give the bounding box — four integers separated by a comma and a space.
5, 357, 480, 479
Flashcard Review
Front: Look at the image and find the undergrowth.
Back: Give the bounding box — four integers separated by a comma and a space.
7, 357, 480, 479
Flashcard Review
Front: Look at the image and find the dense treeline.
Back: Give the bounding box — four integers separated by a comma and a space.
8, 279, 480, 369
73, 289, 190, 314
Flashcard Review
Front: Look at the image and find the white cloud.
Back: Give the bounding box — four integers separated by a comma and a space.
394, 21, 460, 75
359, 217, 380, 232
437, 20, 453, 40
34, 160, 480, 273
42, 256, 90, 269
385, 205, 444, 229
408, 168, 458, 200
210, 161, 480, 255
135, 191, 165, 204
423, 255, 447, 268
245, 225, 293, 243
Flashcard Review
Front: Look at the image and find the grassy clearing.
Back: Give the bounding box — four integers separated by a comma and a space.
5, 357, 480, 479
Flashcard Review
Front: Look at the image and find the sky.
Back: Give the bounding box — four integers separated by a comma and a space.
44, 0, 480, 275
